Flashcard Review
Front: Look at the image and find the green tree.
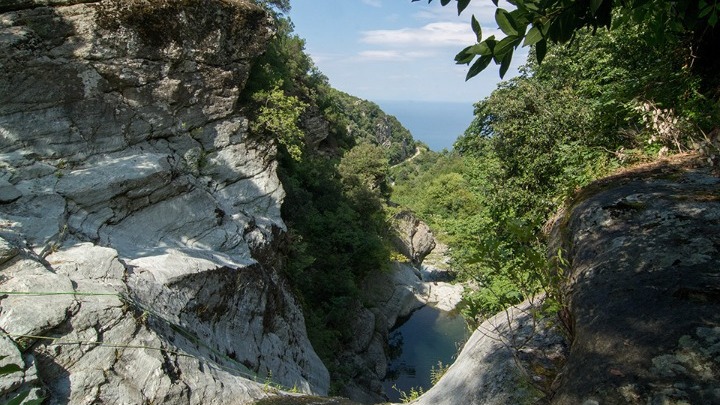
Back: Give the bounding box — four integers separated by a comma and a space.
251, 84, 308, 161
391, 14, 719, 321
418, 0, 719, 86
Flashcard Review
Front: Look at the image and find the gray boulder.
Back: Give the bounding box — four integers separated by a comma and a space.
0, 179, 21, 203
548, 157, 720, 405
391, 211, 436, 265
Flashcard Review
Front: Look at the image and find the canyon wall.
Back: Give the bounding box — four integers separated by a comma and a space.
0, 1, 329, 403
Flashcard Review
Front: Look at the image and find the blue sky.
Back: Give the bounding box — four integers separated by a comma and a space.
288, 0, 527, 103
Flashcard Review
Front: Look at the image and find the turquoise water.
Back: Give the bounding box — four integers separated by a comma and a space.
381, 305, 470, 402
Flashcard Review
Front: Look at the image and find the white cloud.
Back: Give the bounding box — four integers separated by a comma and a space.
360, 22, 506, 51
361, 0, 382, 7
357, 49, 437, 61
410, 0, 517, 26
360, 22, 476, 47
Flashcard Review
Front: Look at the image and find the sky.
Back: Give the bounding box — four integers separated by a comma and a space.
288, 0, 527, 104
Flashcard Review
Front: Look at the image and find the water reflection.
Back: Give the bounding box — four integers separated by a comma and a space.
382, 305, 469, 402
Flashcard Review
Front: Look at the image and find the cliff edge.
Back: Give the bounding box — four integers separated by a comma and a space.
0, 1, 329, 403
548, 155, 720, 404
411, 154, 720, 405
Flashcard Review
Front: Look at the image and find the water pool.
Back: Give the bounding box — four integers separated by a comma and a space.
381, 304, 470, 402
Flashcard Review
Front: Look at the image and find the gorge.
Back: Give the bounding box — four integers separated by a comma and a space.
1, 1, 719, 405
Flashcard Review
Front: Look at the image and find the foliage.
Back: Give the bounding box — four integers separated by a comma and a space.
417, 0, 719, 82
279, 148, 392, 370
257, 0, 290, 14
392, 12, 717, 322
243, 8, 406, 388
392, 384, 425, 403
251, 84, 308, 161
338, 143, 392, 217
326, 89, 417, 165
430, 360, 450, 385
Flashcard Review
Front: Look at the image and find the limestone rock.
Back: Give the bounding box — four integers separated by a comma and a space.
0, 0, 329, 403
423, 282, 464, 313
0, 179, 21, 203
547, 157, 720, 405
362, 262, 426, 330
391, 211, 436, 265
0, 237, 18, 265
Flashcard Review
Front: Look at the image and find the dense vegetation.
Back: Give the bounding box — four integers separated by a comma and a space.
246, 0, 719, 394
392, 15, 719, 321
422, 0, 719, 86
242, 3, 414, 388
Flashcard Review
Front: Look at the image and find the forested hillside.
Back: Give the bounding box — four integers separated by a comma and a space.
392, 12, 719, 322
253, 0, 719, 393
240, 5, 418, 390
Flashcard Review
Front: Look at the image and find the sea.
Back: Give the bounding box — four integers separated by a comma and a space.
377, 100, 477, 152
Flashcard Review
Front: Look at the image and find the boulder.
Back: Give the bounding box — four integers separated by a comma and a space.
0, 179, 21, 203
548, 156, 720, 405
362, 262, 426, 330
391, 211, 436, 265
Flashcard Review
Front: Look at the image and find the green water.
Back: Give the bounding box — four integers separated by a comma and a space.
381, 305, 470, 402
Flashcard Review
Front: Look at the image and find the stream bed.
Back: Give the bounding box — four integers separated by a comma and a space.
381, 304, 470, 402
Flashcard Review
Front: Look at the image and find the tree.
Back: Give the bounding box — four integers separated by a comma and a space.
251, 84, 307, 161
257, 0, 290, 14
416, 0, 719, 85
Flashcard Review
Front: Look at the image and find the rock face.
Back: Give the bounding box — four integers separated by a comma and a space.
391, 211, 436, 265
0, 0, 329, 403
411, 297, 566, 405
548, 156, 720, 405
342, 261, 465, 404
411, 155, 720, 405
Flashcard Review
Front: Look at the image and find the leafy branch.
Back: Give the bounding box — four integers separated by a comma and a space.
413, 0, 719, 79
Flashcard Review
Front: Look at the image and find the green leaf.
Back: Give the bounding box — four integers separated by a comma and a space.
710, 11, 718, 26
495, 9, 518, 36
590, 0, 603, 15
476, 40, 493, 56
471, 15, 482, 41
466, 55, 492, 80
6, 390, 30, 405
509, 9, 530, 29
458, 0, 471, 15
548, 11, 575, 43
535, 38, 547, 64
441, 0, 451, 6
493, 35, 519, 59
0, 363, 22, 375
499, 49, 513, 78
522, 25, 543, 47
455, 46, 474, 64
523, 2, 539, 12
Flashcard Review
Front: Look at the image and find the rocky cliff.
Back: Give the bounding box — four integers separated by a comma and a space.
411, 155, 720, 405
0, 1, 329, 403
